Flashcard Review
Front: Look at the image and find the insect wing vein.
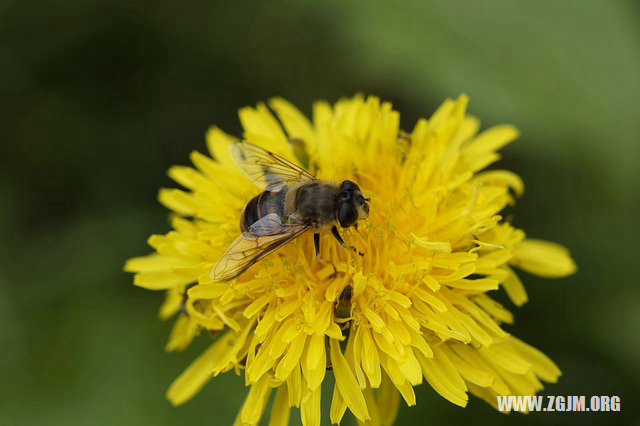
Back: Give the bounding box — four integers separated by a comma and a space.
229, 141, 316, 192
210, 223, 309, 281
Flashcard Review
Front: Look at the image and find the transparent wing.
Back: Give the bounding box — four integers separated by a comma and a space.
229, 141, 316, 192
210, 214, 310, 281
246, 212, 287, 235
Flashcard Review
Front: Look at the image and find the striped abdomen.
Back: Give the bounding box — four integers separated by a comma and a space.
240, 189, 289, 232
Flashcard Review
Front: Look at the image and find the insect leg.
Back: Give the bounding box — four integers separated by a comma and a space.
314, 232, 337, 272
314, 233, 321, 259
331, 226, 364, 256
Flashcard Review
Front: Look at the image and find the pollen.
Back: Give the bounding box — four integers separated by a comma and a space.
125, 94, 576, 425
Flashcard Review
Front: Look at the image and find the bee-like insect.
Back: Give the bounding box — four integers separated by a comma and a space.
210, 141, 371, 281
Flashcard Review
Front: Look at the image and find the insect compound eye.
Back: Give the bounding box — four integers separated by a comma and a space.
340, 180, 358, 191
339, 191, 351, 202
338, 202, 358, 228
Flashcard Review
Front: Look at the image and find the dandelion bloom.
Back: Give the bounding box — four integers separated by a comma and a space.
125, 94, 576, 425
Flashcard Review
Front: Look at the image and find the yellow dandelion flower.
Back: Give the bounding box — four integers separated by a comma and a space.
125, 94, 576, 425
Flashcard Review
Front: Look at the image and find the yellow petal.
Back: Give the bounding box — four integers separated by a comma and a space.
377, 373, 400, 426
275, 333, 306, 380
187, 282, 229, 299
511, 239, 577, 278
510, 336, 561, 383
394, 378, 416, 407
329, 339, 369, 421
439, 344, 494, 388
166, 332, 233, 405
501, 265, 529, 306
397, 348, 423, 386
247, 340, 277, 383
269, 97, 317, 153
473, 169, 524, 197
463, 124, 519, 156
302, 334, 327, 390
254, 308, 277, 342
360, 327, 382, 388
239, 103, 290, 155
158, 188, 197, 216
352, 271, 368, 298
361, 387, 381, 426
243, 295, 271, 319
268, 386, 290, 426
363, 307, 385, 332
124, 254, 195, 273
345, 327, 367, 389
413, 287, 447, 312
167, 165, 212, 192
241, 375, 272, 425
416, 349, 468, 407
479, 345, 531, 375
133, 271, 191, 290
205, 126, 236, 165
472, 294, 514, 324
329, 382, 348, 424
305, 333, 325, 370
165, 314, 198, 352
411, 233, 452, 252
286, 362, 302, 407
158, 286, 182, 319
300, 382, 321, 426
269, 318, 296, 359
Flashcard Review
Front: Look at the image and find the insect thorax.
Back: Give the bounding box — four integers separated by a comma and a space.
292, 181, 338, 225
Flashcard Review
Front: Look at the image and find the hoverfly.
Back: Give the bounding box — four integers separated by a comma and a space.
210, 141, 371, 281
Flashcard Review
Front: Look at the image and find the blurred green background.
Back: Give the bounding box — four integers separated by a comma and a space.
1, 0, 639, 425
